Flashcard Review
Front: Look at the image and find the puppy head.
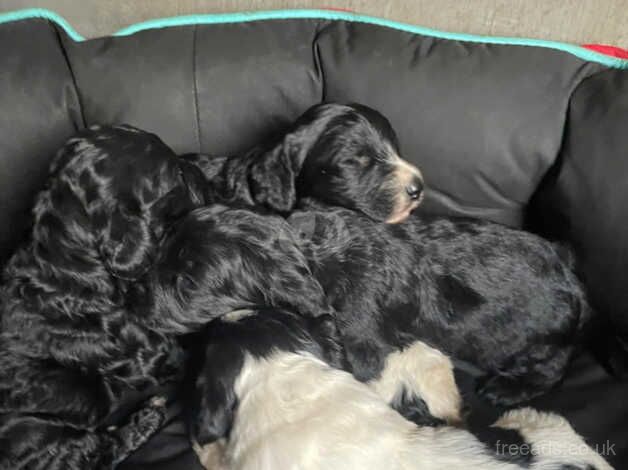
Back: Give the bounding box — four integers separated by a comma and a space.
144, 206, 335, 332
188, 310, 344, 445
258, 103, 423, 223
53, 125, 208, 281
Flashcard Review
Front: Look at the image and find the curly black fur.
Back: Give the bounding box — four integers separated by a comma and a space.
151, 200, 591, 420
182, 102, 424, 223
141, 206, 336, 333
287, 205, 593, 407
0, 125, 208, 470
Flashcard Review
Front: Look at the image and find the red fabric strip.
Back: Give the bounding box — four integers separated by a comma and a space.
582, 44, 628, 59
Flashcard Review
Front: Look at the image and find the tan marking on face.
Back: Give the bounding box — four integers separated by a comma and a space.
368, 340, 462, 424
386, 154, 424, 224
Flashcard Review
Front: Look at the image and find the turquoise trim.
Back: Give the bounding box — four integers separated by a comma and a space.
0, 8, 83, 41
1, 7, 627, 68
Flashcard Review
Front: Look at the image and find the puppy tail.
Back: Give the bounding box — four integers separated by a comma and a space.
492, 407, 613, 470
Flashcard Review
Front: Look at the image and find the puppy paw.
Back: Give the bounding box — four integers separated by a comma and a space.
370, 341, 462, 424
495, 408, 613, 470
109, 397, 170, 466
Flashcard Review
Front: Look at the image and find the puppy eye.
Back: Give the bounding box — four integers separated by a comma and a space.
176, 274, 195, 293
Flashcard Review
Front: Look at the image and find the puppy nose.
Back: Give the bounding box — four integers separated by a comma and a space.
405, 178, 424, 200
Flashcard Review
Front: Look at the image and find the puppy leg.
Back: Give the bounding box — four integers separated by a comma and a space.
476, 344, 571, 407
495, 407, 613, 470
368, 341, 462, 424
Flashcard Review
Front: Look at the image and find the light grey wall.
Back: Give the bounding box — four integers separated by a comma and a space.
0, 0, 627, 47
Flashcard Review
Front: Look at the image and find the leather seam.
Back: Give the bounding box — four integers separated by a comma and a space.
52, 21, 86, 130
192, 24, 202, 153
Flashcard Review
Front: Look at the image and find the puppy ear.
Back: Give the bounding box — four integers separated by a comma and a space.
248, 144, 298, 212
194, 398, 237, 445
100, 204, 155, 281
189, 342, 244, 444
248, 103, 341, 212
99, 164, 202, 281
307, 314, 348, 371
101, 182, 198, 282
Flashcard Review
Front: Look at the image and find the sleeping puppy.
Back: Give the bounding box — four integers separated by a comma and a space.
288, 206, 593, 409
0, 125, 208, 470
146, 205, 456, 428
182, 102, 424, 223
153, 204, 590, 427
187, 309, 612, 470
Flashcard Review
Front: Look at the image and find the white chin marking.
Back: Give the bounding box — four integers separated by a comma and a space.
386, 210, 410, 224
386, 201, 420, 224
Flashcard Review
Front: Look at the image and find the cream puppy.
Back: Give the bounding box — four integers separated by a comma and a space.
187, 310, 611, 470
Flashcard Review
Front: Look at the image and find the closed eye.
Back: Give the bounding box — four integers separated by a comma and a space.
347, 155, 371, 167
176, 274, 195, 295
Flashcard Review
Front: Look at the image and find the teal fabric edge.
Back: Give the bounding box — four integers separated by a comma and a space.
1, 7, 628, 69
0, 8, 83, 41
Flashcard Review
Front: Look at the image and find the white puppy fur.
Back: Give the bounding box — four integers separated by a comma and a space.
194, 351, 612, 470
369, 340, 462, 423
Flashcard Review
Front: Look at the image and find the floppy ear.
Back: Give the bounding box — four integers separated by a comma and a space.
194, 396, 237, 445
100, 179, 200, 282
100, 204, 155, 281
248, 103, 340, 212
189, 342, 244, 444
112, 161, 213, 272
248, 143, 298, 212
307, 314, 348, 371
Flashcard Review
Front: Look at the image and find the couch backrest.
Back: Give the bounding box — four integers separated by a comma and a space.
0, 12, 627, 343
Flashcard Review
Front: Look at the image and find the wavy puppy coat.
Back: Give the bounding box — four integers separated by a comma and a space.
147, 206, 459, 431
142, 205, 336, 332
145, 205, 586, 426
147, 206, 454, 425
288, 207, 593, 410
183, 102, 424, 223
188, 311, 611, 470
0, 126, 208, 470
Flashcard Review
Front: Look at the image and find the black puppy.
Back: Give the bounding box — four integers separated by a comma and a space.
287, 206, 593, 411
152, 203, 591, 426
147, 206, 451, 427
0, 125, 208, 470
183, 102, 424, 223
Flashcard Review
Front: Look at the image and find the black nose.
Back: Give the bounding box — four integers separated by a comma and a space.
405, 178, 424, 200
